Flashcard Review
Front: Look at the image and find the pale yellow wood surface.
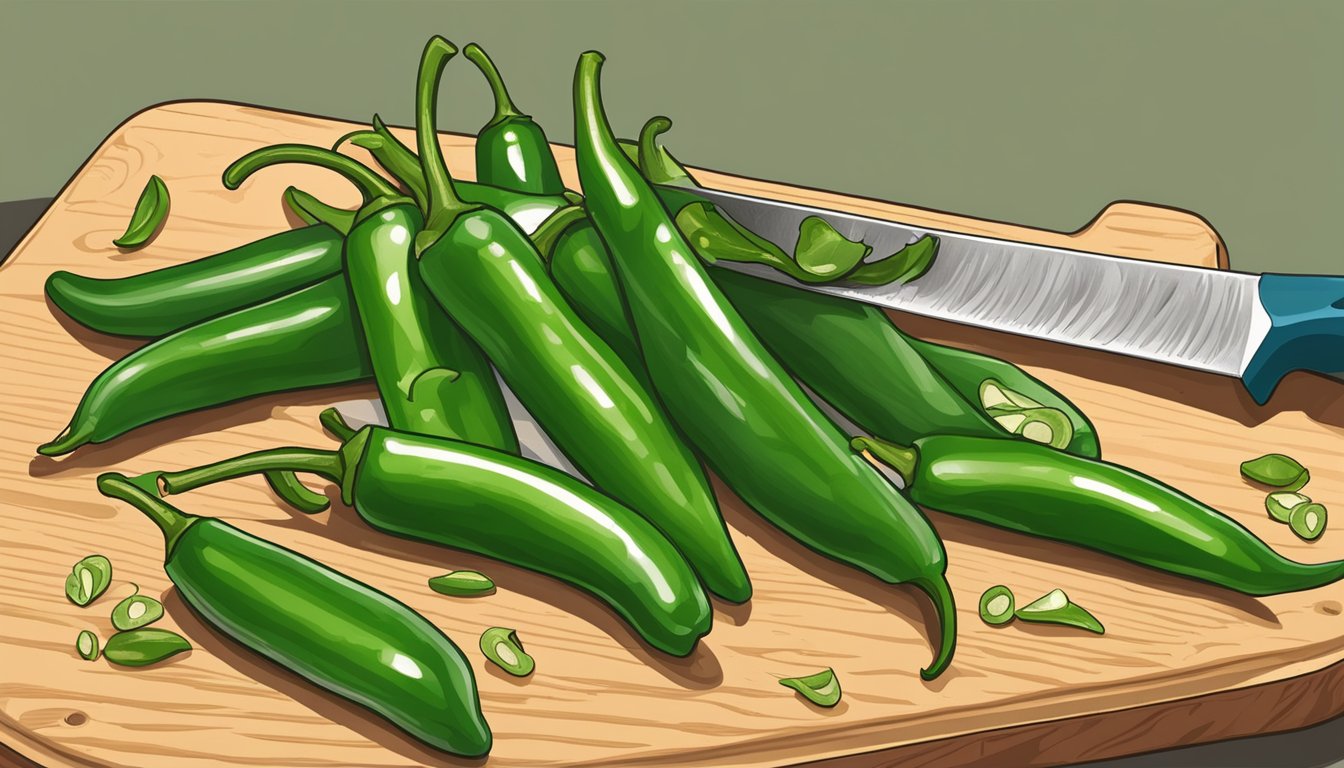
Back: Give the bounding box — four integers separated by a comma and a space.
2, 102, 1337, 768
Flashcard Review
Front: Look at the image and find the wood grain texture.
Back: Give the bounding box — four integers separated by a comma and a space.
1, 101, 1335, 768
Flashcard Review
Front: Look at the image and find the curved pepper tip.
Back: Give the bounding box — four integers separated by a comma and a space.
453, 717, 493, 759
914, 576, 957, 681
713, 572, 753, 605
425, 34, 457, 59
36, 422, 92, 457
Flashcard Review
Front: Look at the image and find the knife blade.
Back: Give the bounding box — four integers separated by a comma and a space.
690, 186, 1344, 405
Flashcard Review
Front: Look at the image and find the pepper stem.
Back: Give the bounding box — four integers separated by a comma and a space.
319, 407, 359, 442
263, 471, 331, 514
371, 115, 431, 212
159, 448, 344, 505
416, 36, 479, 252
575, 52, 620, 173
850, 435, 919, 484
636, 115, 695, 187
97, 472, 199, 559
333, 117, 431, 214
282, 186, 356, 235
529, 205, 587, 260
223, 144, 399, 203
464, 43, 524, 127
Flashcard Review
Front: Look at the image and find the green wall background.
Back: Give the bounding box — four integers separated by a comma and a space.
3, 0, 1341, 274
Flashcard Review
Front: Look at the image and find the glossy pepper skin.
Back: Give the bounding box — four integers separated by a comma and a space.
405, 37, 750, 604
713, 269, 1030, 445
904, 336, 1100, 457
157, 425, 713, 656
547, 222, 648, 387
858, 434, 1344, 596
632, 120, 1101, 456
548, 134, 1099, 457
574, 51, 956, 680
335, 121, 571, 237
96, 473, 490, 757
48, 171, 567, 342
37, 278, 371, 456
221, 144, 517, 451
463, 42, 566, 196
45, 225, 343, 338
346, 203, 515, 447
550, 244, 1030, 450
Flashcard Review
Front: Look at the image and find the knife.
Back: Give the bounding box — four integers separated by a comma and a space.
689, 186, 1342, 405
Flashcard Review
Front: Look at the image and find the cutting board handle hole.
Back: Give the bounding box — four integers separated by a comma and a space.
63, 711, 87, 726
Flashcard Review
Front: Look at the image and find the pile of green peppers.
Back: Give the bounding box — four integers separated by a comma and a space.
43, 35, 1344, 756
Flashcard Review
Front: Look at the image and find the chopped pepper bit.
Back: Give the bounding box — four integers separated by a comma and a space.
779, 667, 842, 708
1015, 588, 1104, 634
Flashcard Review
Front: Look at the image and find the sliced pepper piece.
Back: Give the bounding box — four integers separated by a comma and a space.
429, 571, 496, 597
1266, 491, 1310, 524
779, 667, 842, 708
1241, 453, 1309, 491
978, 585, 1015, 625
1290, 502, 1327, 541
480, 627, 534, 676
1015, 589, 1104, 634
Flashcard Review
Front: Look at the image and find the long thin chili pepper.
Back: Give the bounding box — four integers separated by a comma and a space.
855, 434, 1344, 596
404, 37, 750, 603
45, 224, 343, 338
224, 144, 516, 450
37, 277, 371, 456
97, 472, 491, 756
574, 51, 956, 679
155, 424, 713, 656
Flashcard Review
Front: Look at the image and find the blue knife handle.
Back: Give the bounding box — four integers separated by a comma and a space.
1242, 273, 1344, 404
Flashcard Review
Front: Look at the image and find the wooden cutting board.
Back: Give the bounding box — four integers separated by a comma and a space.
2, 101, 1340, 768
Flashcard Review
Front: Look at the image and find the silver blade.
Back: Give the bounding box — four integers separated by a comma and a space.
692, 186, 1270, 377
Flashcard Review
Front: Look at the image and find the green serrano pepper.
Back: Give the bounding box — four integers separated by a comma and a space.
463, 42, 566, 196
96, 472, 490, 756
856, 434, 1344, 596
45, 224, 344, 338
37, 277, 371, 456
156, 425, 712, 656
406, 37, 749, 603
222, 144, 516, 450
574, 52, 956, 679
50, 165, 563, 342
